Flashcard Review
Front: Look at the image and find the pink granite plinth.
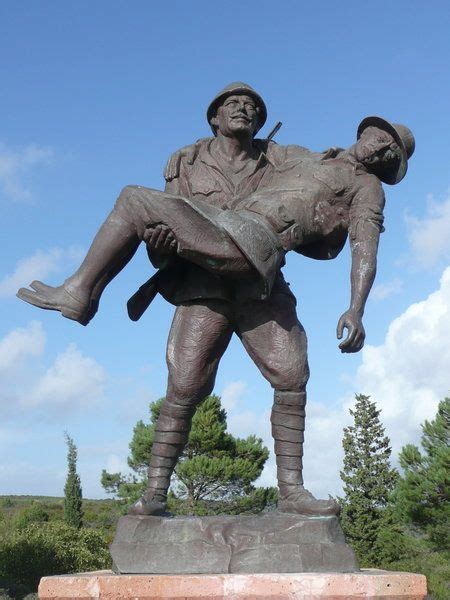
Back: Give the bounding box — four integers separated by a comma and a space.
39, 569, 427, 599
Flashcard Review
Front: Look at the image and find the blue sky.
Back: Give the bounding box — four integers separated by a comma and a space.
1, 2, 450, 499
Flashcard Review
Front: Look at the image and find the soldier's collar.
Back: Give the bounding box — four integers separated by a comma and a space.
200, 138, 272, 170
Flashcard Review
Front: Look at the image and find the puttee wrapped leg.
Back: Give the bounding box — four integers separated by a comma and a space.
128, 404, 192, 516
271, 389, 340, 516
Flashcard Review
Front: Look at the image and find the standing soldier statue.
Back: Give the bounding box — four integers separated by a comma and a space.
17, 83, 414, 518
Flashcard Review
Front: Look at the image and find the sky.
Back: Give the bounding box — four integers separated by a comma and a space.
1, 1, 450, 500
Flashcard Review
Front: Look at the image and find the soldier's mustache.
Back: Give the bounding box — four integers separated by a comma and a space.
231, 114, 251, 122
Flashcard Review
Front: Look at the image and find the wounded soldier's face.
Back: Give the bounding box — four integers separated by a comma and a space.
356, 126, 400, 168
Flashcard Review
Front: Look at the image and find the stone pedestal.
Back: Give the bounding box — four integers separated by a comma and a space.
39, 570, 427, 599
110, 513, 358, 574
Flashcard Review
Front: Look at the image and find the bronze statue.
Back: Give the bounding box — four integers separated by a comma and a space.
17, 83, 414, 518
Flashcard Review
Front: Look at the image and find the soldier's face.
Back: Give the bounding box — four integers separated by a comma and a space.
212, 94, 259, 138
356, 127, 400, 167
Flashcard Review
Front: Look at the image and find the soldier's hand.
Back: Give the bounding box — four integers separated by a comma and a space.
336, 309, 365, 353
163, 138, 210, 181
144, 224, 178, 257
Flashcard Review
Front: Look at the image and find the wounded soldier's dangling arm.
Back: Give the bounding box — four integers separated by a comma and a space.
337, 182, 385, 353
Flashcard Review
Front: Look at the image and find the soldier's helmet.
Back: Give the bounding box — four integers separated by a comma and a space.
207, 82, 267, 136
357, 116, 415, 184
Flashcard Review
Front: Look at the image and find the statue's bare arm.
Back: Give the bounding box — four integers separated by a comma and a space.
337, 182, 385, 353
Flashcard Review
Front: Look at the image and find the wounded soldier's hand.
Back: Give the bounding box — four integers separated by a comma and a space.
336, 309, 365, 353
144, 224, 178, 257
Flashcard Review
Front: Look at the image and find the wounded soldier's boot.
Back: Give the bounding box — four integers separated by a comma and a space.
17, 281, 93, 325
17, 207, 139, 325
271, 389, 340, 517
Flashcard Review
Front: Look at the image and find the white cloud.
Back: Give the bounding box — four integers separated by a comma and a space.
4, 266, 448, 499
0, 246, 84, 298
0, 142, 53, 201
29, 343, 106, 410
225, 267, 450, 500
0, 427, 28, 446
0, 323, 106, 420
220, 380, 247, 411
230, 408, 271, 442
0, 320, 45, 372
222, 385, 347, 498
232, 401, 348, 499
307, 266, 450, 496
0, 461, 66, 496
406, 192, 450, 268
301, 403, 349, 498
371, 277, 403, 301
105, 454, 128, 474
354, 265, 450, 455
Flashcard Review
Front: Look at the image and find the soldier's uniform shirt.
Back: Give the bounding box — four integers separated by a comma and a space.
233, 153, 386, 256
154, 138, 311, 306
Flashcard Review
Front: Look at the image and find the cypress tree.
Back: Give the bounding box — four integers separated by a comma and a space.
395, 397, 449, 551
64, 432, 83, 529
339, 394, 398, 565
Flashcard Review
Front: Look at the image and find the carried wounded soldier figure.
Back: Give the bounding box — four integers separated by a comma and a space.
18, 115, 414, 326
18, 114, 414, 516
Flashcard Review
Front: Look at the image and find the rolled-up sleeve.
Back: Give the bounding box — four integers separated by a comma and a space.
348, 175, 385, 243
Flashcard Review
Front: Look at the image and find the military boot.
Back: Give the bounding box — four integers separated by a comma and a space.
272, 390, 339, 517
128, 411, 191, 516
17, 208, 139, 325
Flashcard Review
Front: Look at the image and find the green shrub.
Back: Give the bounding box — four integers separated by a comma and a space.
0, 522, 111, 589
385, 550, 450, 600
0, 576, 38, 599
12, 504, 49, 530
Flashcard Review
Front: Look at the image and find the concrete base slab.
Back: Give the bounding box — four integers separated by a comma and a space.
38, 569, 427, 599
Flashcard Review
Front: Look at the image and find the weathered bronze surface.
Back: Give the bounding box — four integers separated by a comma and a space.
17, 82, 414, 522
110, 513, 358, 574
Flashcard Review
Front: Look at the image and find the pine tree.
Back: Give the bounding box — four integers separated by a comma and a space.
395, 397, 449, 551
64, 432, 83, 529
101, 394, 276, 515
339, 394, 398, 565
